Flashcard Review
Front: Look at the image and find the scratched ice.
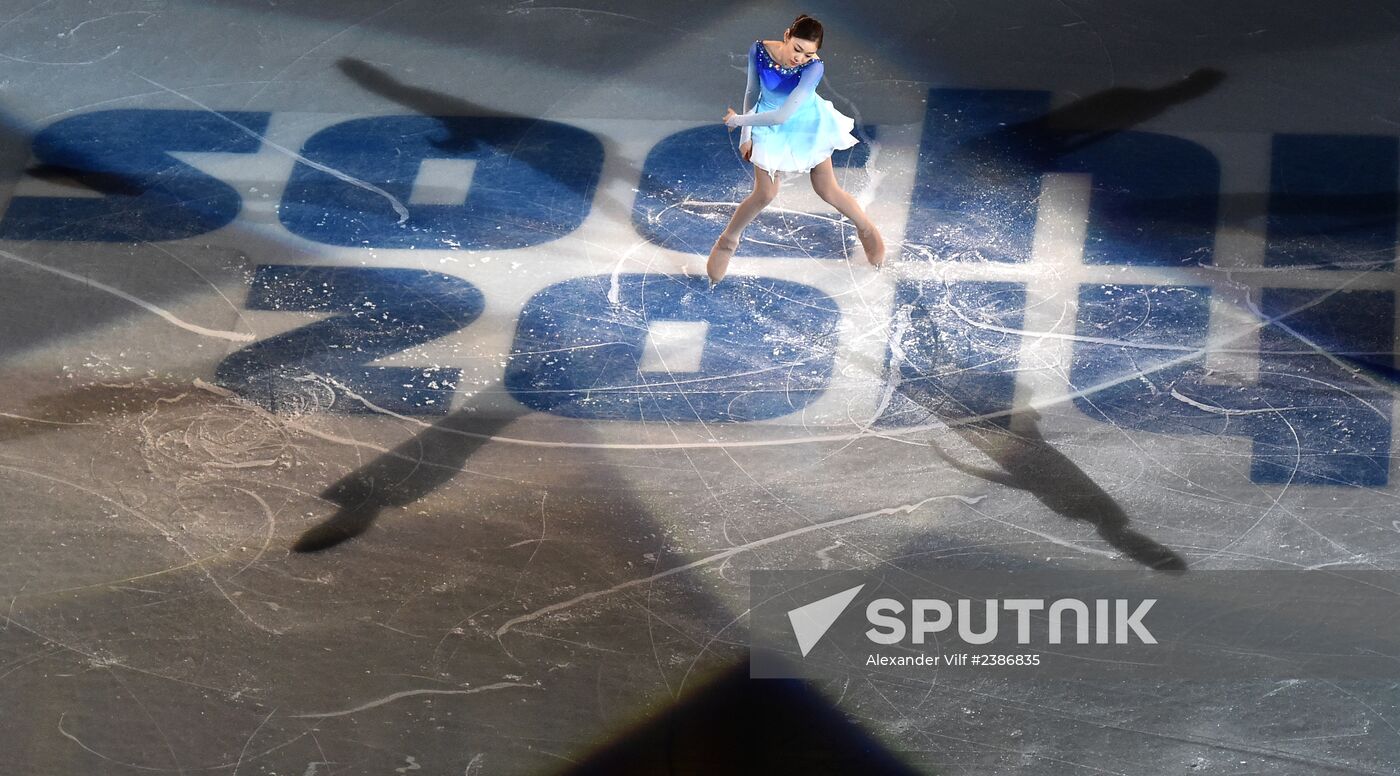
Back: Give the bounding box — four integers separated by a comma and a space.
0, 1, 1398, 773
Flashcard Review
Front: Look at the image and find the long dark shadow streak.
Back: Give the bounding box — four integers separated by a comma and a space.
891, 74, 1241, 572
288, 60, 635, 555
293, 409, 525, 552
1012, 67, 1226, 152
895, 364, 1186, 571
335, 58, 644, 227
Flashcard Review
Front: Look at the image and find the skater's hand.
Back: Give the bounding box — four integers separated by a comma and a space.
739, 139, 752, 162
722, 107, 738, 128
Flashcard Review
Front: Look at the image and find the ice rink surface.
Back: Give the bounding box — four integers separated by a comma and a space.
2, 1, 1400, 773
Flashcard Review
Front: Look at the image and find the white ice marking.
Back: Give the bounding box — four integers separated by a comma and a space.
292, 681, 540, 719
971, 505, 1120, 559
409, 159, 477, 206
0, 463, 280, 634
869, 305, 913, 423
495, 494, 985, 636
1170, 389, 1301, 415
59, 11, 153, 38
57, 713, 311, 772
196, 372, 975, 452
128, 72, 412, 224
0, 47, 121, 66
0, 411, 89, 426
0, 249, 254, 343
639, 320, 708, 373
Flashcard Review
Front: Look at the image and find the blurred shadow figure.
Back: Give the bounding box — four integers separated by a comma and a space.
942, 409, 1188, 571
335, 57, 639, 221
337, 58, 512, 120
961, 68, 1227, 186
1013, 68, 1226, 154
294, 410, 524, 552
294, 60, 641, 553
891, 376, 1185, 570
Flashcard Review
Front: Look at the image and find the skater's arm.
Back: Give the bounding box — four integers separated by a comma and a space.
740, 43, 759, 145
726, 60, 823, 128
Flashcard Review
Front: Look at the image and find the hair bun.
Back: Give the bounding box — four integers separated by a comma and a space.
788, 14, 824, 46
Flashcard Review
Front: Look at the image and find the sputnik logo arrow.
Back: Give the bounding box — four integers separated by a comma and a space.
787, 584, 864, 657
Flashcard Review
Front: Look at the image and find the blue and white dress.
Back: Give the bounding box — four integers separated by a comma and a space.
724, 40, 859, 177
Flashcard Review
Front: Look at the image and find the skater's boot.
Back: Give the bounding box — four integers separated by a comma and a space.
707, 232, 740, 285
858, 224, 885, 268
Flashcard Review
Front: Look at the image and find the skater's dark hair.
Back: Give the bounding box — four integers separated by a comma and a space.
788, 14, 823, 48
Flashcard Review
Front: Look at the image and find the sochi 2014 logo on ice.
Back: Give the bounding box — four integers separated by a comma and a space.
1, 88, 1394, 489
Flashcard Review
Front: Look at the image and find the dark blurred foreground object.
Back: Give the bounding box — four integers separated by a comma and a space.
564, 663, 921, 775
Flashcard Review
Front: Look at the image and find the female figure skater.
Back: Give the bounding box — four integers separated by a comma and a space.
708, 14, 885, 284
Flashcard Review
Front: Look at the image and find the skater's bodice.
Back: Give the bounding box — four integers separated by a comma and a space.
726, 41, 825, 132
752, 40, 821, 98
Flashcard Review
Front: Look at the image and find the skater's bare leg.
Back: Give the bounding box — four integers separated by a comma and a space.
708, 165, 780, 284
809, 157, 884, 266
